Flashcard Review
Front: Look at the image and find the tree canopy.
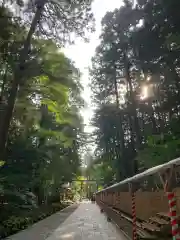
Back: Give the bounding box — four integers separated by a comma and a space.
89, 0, 180, 184
0, 2, 92, 235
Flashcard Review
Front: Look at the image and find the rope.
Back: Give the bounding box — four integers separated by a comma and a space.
167, 192, 180, 240
132, 192, 137, 240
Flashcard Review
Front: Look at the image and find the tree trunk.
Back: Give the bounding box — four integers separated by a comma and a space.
0, 3, 45, 160
113, 66, 127, 178
0, 63, 8, 139
148, 101, 158, 134
124, 53, 140, 174
0, 63, 8, 100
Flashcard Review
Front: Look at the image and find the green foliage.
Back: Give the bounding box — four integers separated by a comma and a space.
0, 161, 4, 167
90, 0, 180, 184
136, 134, 180, 168
0, 203, 66, 238
0, 4, 86, 237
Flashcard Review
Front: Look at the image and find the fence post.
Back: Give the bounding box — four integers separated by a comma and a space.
159, 167, 180, 240
113, 191, 115, 206
167, 191, 180, 240
129, 183, 137, 240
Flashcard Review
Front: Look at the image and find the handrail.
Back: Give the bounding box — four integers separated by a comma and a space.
96, 156, 180, 194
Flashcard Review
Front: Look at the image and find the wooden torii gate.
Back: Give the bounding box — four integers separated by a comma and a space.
71, 179, 103, 199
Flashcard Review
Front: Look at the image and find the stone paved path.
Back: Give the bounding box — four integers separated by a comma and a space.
7, 201, 127, 240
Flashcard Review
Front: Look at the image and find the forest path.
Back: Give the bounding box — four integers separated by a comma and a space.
7, 201, 127, 240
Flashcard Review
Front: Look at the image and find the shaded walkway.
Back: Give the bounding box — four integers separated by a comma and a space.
7, 202, 127, 240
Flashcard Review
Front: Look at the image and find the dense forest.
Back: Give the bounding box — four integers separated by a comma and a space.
0, 0, 93, 237
2, 0, 180, 237
89, 0, 180, 186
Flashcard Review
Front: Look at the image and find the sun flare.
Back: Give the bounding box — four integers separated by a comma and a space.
140, 85, 148, 100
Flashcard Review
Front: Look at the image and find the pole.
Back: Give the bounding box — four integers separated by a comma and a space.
132, 192, 137, 240
167, 191, 180, 239
160, 168, 180, 240
80, 181, 83, 201
129, 183, 137, 240
96, 183, 99, 192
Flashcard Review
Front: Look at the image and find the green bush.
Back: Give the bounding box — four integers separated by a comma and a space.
0, 202, 69, 239
0, 216, 32, 238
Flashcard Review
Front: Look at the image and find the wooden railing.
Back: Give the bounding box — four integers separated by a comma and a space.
96, 157, 180, 240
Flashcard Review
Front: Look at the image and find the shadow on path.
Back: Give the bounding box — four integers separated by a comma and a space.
6, 204, 79, 240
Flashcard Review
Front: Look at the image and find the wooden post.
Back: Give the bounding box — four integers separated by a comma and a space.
96, 183, 99, 192
80, 181, 83, 201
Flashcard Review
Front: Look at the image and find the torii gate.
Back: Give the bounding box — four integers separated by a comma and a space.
71, 179, 103, 199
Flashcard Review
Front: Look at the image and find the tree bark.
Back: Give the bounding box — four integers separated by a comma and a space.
0, 3, 45, 160
148, 101, 158, 134
0, 63, 8, 100
0, 63, 8, 138
113, 66, 127, 178
124, 53, 140, 174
